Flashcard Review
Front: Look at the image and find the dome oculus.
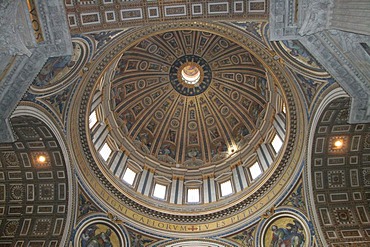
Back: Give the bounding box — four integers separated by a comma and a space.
180, 62, 202, 85
170, 55, 211, 96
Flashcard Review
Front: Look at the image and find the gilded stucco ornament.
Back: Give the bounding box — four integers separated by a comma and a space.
256, 208, 314, 247
69, 21, 306, 237
109, 30, 269, 166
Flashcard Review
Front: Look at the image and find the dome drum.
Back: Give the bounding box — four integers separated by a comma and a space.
71, 21, 305, 236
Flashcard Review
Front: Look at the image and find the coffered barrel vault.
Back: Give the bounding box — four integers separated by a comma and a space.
308, 97, 370, 246
0, 114, 72, 246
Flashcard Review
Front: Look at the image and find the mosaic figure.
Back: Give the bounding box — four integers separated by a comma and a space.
130, 232, 153, 247
80, 224, 120, 247
269, 219, 305, 247
47, 87, 70, 114
184, 149, 203, 166
211, 141, 228, 162
111, 87, 123, 107
281, 40, 322, 69
231, 227, 255, 247
34, 56, 73, 86
158, 144, 176, 164
285, 184, 304, 209
134, 133, 151, 154
78, 194, 98, 216
235, 126, 251, 147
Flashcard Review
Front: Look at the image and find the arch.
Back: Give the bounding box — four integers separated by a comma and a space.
10, 104, 75, 246
304, 87, 347, 246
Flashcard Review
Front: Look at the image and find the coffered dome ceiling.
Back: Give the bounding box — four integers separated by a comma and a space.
110, 30, 270, 166
70, 22, 305, 236
2, 0, 369, 244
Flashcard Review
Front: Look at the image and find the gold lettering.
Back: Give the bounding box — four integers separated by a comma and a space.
146, 218, 155, 226
99, 190, 105, 198
26, 0, 44, 42
118, 204, 125, 212
216, 221, 226, 228
80, 144, 293, 234
243, 211, 248, 218
110, 199, 116, 207
230, 215, 240, 223
29, 6, 37, 17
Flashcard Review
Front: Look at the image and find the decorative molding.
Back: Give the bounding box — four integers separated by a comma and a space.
269, 0, 333, 39
68, 21, 306, 238
66, 1, 269, 34
298, 0, 333, 36
269, 0, 300, 40
0, 0, 32, 57
0, 0, 73, 142
0, 50, 47, 141
299, 31, 370, 123
270, 0, 370, 123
